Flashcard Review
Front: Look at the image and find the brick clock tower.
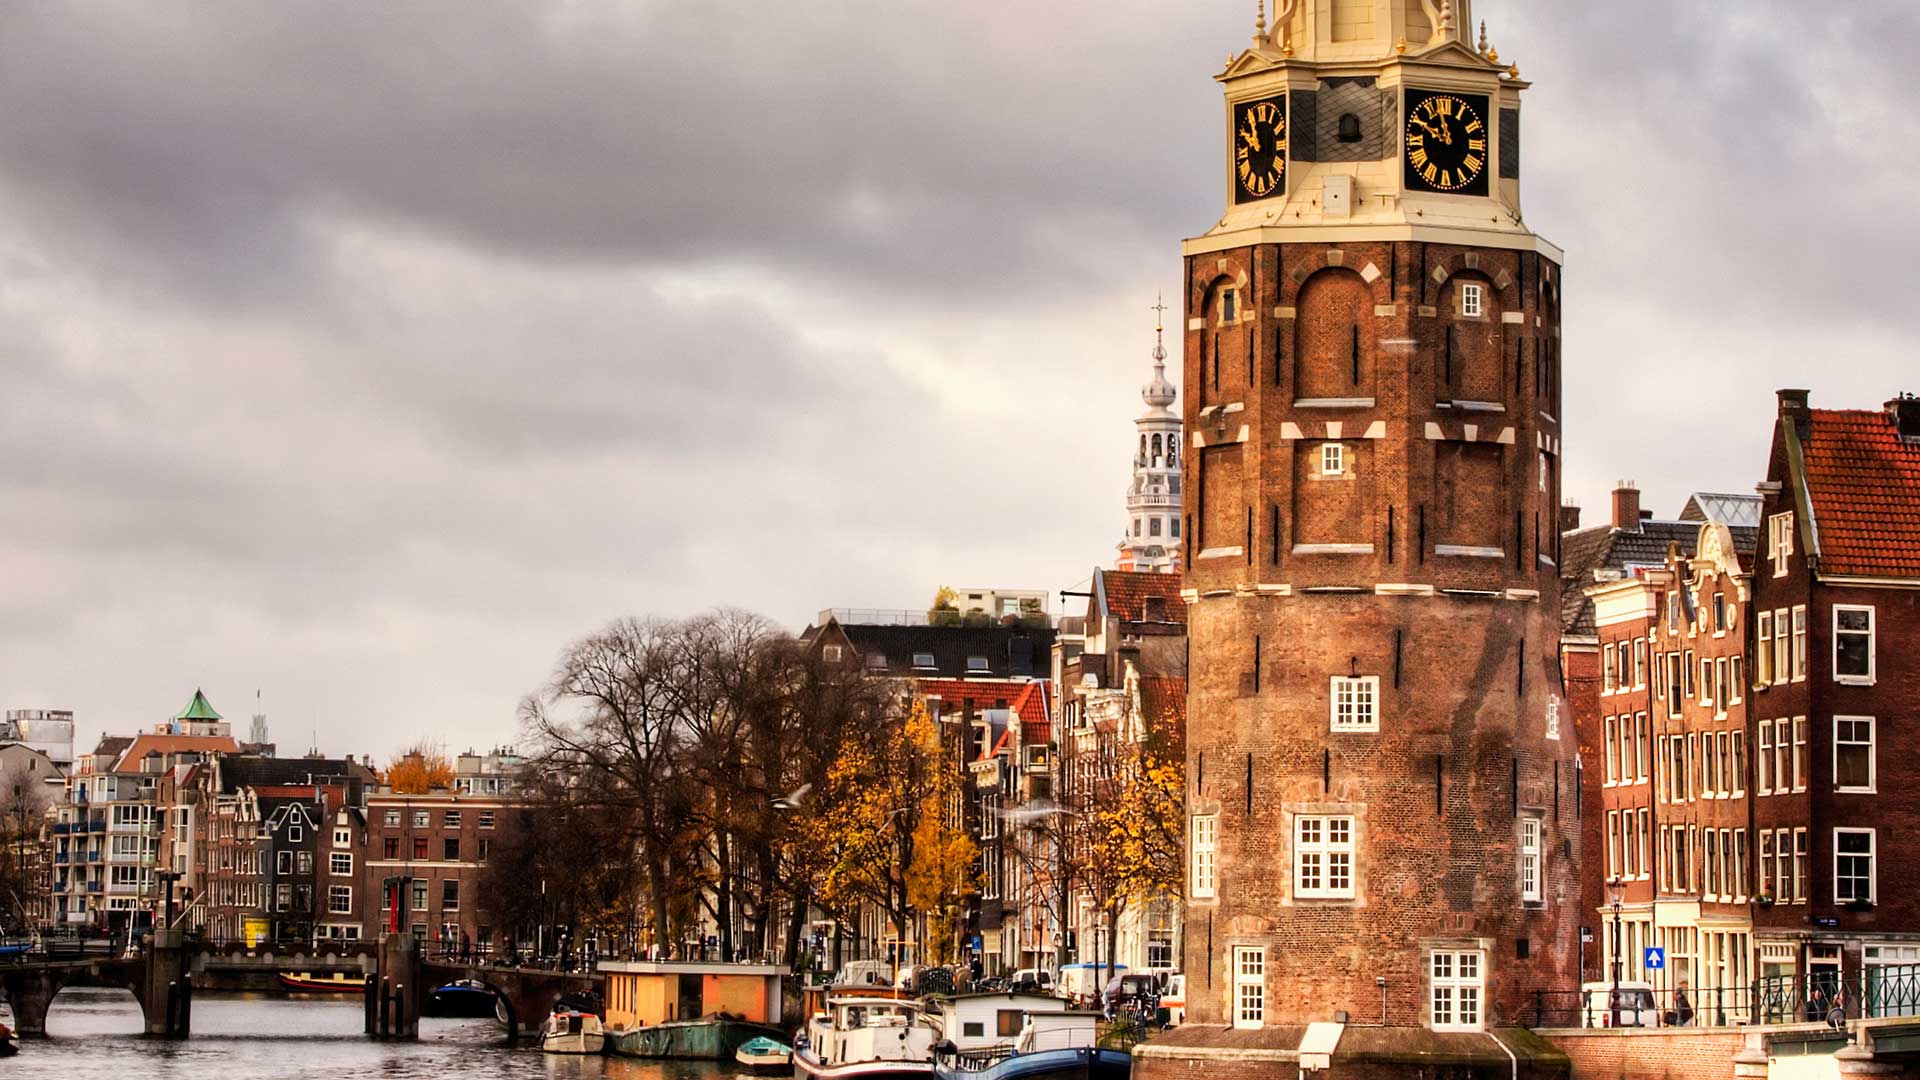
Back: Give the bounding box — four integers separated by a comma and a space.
1172, 0, 1578, 1064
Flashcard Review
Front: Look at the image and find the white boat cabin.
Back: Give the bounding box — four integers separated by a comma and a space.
807, 997, 938, 1067
928, 993, 1093, 1053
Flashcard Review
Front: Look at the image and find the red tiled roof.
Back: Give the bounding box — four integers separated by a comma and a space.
1137, 676, 1187, 739
112, 734, 240, 774
1011, 681, 1050, 746
1099, 570, 1186, 625
1801, 409, 1920, 578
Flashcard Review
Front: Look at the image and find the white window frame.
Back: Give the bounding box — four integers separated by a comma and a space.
1190, 815, 1217, 899
1792, 606, 1807, 680
1757, 611, 1774, 684
1460, 282, 1485, 318
1833, 716, 1876, 794
1758, 722, 1773, 795
329, 852, 353, 877
328, 885, 353, 915
1330, 676, 1380, 732
1793, 717, 1807, 792
1294, 815, 1355, 900
1519, 815, 1543, 903
1321, 442, 1346, 476
1770, 512, 1794, 576
1220, 287, 1240, 324
1835, 828, 1876, 905
1833, 605, 1876, 685
1233, 946, 1265, 1029
1430, 950, 1484, 1031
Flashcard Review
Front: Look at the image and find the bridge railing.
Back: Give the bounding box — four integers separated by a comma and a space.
423, 942, 603, 974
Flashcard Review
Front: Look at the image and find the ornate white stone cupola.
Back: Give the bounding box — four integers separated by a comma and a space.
1118, 300, 1184, 574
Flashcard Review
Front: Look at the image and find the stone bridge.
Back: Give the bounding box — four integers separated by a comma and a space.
0, 930, 198, 1036
0, 933, 600, 1043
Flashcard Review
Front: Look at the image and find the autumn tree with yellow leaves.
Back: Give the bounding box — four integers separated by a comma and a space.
799, 700, 978, 968
384, 742, 456, 793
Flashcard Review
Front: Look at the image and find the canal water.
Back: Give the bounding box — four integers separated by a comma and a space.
3, 989, 741, 1079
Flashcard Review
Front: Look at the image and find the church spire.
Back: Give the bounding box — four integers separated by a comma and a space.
1143, 294, 1176, 411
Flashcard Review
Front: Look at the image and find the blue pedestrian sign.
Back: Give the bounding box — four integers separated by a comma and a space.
1644, 946, 1666, 970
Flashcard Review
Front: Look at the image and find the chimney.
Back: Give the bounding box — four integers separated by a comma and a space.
1559, 503, 1582, 532
1778, 388, 1812, 437
1611, 481, 1641, 532
1887, 393, 1920, 443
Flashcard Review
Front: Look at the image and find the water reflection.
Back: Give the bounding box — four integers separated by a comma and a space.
2, 989, 743, 1080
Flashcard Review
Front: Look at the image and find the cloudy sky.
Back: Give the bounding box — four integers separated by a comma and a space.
3, 2, 1915, 758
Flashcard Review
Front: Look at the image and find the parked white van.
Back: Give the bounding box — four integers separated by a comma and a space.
1580, 982, 1661, 1028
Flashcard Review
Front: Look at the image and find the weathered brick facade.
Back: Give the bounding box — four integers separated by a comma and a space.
1182, 229, 1578, 1031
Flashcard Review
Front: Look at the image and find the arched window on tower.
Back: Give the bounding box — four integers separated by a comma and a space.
1167, 443, 1178, 469
1152, 433, 1163, 463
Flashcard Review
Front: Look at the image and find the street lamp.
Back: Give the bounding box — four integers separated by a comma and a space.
1606, 876, 1625, 1026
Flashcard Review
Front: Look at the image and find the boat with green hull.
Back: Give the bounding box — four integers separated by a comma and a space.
608, 1015, 790, 1060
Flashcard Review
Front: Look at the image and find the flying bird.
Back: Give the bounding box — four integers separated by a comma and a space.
773, 783, 814, 811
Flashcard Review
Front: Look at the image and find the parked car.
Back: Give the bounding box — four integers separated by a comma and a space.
1058, 963, 1123, 1007
1580, 982, 1661, 1028
1009, 967, 1056, 995
1101, 973, 1162, 1018
1159, 974, 1186, 1026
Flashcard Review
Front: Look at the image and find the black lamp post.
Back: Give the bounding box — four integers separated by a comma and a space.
1606, 876, 1625, 1025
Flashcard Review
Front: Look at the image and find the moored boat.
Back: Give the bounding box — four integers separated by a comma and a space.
0, 1021, 18, 1057
541, 1007, 608, 1054
793, 995, 937, 1080
608, 1014, 788, 1059
931, 1008, 1124, 1080
427, 978, 498, 1018
278, 971, 365, 992
736, 1035, 794, 1073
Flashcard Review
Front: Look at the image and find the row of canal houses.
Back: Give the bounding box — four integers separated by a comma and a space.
50, 694, 523, 949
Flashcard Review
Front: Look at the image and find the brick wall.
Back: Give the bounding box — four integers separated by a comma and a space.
1543, 1029, 1751, 1080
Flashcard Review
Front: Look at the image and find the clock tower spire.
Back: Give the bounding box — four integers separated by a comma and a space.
1173, 0, 1575, 1059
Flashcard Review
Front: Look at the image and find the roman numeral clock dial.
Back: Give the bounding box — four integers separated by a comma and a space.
1232, 97, 1286, 203
1403, 89, 1491, 196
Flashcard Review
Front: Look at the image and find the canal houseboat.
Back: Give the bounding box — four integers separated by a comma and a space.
794, 995, 938, 1080
928, 1003, 1120, 1080
600, 959, 788, 1060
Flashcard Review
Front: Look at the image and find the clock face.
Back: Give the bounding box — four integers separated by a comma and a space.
1403, 90, 1491, 196
1233, 97, 1287, 203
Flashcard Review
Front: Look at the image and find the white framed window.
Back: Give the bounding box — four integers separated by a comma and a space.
1605, 810, 1620, 878
1519, 815, 1543, 903
333, 828, 351, 848
1794, 829, 1808, 902
1233, 946, 1265, 1028
1294, 815, 1355, 899
1190, 815, 1218, 899
1430, 950, 1483, 1031
1220, 287, 1239, 324
1835, 829, 1875, 904
1634, 639, 1648, 688
1769, 512, 1794, 576
1713, 593, 1728, 633
1834, 716, 1875, 793
1758, 723, 1774, 794
1460, 282, 1485, 318
1321, 443, 1345, 476
1330, 676, 1379, 732
1772, 608, 1791, 685
1757, 611, 1774, 684
1792, 607, 1807, 680
1604, 717, 1618, 784
328, 885, 353, 914
1666, 653, 1683, 718
1603, 644, 1617, 694
329, 852, 353, 876
1834, 606, 1875, 684
1758, 830, 1775, 898
1793, 717, 1808, 791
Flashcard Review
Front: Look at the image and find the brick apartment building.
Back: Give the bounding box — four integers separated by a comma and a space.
363, 754, 522, 951
1748, 390, 1920, 1004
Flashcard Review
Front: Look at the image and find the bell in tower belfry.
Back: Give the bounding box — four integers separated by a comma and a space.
1168, 0, 1575, 1069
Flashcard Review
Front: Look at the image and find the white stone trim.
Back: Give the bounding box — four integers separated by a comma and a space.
1180, 589, 1201, 603
1196, 547, 1245, 560
1188, 317, 1205, 331
1376, 583, 1437, 596
1436, 544, 1505, 558
1254, 584, 1293, 596
1374, 304, 1397, 317
1506, 589, 1541, 601
1273, 306, 1297, 319
1280, 422, 1305, 441
1456, 400, 1505, 413
1536, 432, 1560, 454
1294, 397, 1375, 409
1502, 311, 1526, 324
1364, 421, 1387, 440
1360, 262, 1382, 284
1292, 543, 1375, 556
1326, 421, 1343, 440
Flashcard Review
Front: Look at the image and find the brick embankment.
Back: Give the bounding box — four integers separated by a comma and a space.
1539, 1027, 1760, 1080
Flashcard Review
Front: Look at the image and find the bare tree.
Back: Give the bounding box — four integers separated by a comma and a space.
0, 767, 52, 934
